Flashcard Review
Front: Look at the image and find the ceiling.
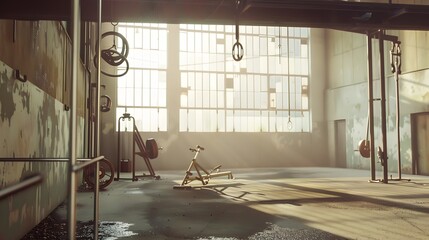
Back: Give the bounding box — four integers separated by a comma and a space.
2, 0, 429, 32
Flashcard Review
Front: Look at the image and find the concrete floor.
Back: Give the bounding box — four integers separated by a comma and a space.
28, 167, 429, 239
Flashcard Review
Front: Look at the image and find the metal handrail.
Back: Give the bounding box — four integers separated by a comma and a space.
0, 174, 43, 200
0, 155, 104, 239
68, 155, 103, 239
0, 158, 69, 162
0, 157, 102, 163
73, 156, 105, 172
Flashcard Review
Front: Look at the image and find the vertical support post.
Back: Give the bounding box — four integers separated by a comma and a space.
379, 30, 388, 183
133, 125, 136, 181
393, 42, 402, 180
117, 117, 121, 180
93, 0, 103, 237
13, 20, 16, 43
68, 0, 80, 239
395, 60, 402, 179
367, 33, 376, 181
130, 116, 136, 181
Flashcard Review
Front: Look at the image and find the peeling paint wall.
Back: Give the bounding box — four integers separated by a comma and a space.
0, 21, 66, 102
0, 63, 71, 159
0, 20, 87, 240
0, 60, 69, 240
326, 29, 429, 175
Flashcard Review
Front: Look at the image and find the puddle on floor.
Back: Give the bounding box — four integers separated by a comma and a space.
124, 188, 145, 194
197, 222, 345, 240
23, 216, 138, 239
79, 221, 138, 239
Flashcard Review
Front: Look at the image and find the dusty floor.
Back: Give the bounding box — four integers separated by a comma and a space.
24, 167, 429, 239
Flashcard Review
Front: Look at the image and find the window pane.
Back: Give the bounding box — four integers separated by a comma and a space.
116, 24, 168, 132
159, 109, 167, 131
176, 24, 310, 133
196, 110, 203, 132
218, 110, 225, 132
226, 110, 233, 132
180, 109, 188, 132
151, 29, 159, 50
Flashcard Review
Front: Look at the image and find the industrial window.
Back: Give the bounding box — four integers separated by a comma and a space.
116, 23, 168, 132
179, 25, 310, 132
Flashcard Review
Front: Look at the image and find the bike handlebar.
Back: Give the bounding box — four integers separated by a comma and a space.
189, 145, 205, 152
197, 145, 205, 150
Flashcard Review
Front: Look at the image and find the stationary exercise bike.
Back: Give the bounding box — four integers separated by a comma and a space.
173, 145, 233, 189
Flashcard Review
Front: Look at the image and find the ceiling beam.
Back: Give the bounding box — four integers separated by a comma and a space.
1, 0, 429, 31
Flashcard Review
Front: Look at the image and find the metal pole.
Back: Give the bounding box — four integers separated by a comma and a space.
367, 33, 376, 181
395, 46, 402, 179
132, 117, 136, 181
117, 117, 121, 180
13, 20, 16, 42
379, 30, 388, 183
68, 0, 80, 238
93, 0, 103, 237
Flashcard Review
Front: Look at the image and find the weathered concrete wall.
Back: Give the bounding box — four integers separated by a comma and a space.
0, 20, 87, 240
0, 60, 69, 240
325, 29, 429, 174
100, 27, 329, 172
0, 21, 66, 103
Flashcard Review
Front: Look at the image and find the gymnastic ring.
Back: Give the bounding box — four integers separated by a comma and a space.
95, 31, 129, 65
94, 49, 129, 78
95, 48, 126, 67
232, 41, 244, 61
101, 49, 124, 67
146, 138, 159, 159
358, 139, 370, 158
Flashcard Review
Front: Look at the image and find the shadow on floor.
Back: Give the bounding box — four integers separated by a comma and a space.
23, 175, 346, 239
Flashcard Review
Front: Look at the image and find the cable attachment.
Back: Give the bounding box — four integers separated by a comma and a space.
287, 116, 293, 130
100, 95, 112, 112
377, 146, 386, 166
232, 0, 244, 61
390, 41, 401, 74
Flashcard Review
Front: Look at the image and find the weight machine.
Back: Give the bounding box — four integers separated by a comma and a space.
174, 145, 234, 189
116, 113, 161, 181
360, 30, 409, 183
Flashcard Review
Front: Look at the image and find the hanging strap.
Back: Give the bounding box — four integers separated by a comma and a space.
232, 0, 244, 61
